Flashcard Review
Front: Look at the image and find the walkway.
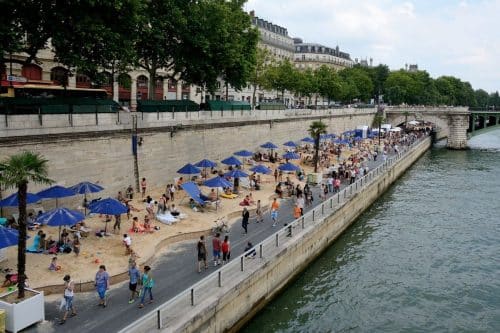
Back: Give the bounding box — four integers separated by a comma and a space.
29, 156, 388, 332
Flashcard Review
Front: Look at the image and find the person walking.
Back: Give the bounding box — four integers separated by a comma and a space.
212, 233, 221, 266
293, 203, 302, 220
221, 235, 231, 264
296, 194, 304, 216
128, 261, 141, 304
255, 200, 263, 223
271, 198, 279, 227
197, 236, 208, 273
59, 275, 76, 325
95, 265, 110, 307
242, 207, 250, 234
138, 266, 154, 309
113, 214, 121, 233
141, 178, 147, 198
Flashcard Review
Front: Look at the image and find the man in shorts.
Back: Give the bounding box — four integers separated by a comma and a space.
128, 261, 141, 304
271, 198, 279, 227
212, 233, 221, 266
197, 236, 208, 273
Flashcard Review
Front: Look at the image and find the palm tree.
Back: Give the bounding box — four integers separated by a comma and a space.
308, 120, 328, 173
372, 113, 385, 145
0, 151, 52, 298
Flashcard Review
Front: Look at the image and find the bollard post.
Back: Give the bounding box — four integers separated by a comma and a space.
275, 233, 279, 247
218, 271, 222, 287
312, 210, 315, 221
330, 198, 333, 208
322, 204, 324, 215
191, 288, 194, 306
259, 244, 263, 258
240, 257, 244, 271
172, 107, 175, 119
157, 310, 162, 329
338, 193, 340, 203
302, 216, 305, 229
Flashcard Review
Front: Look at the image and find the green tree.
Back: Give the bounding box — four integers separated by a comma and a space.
249, 48, 272, 108
295, 68, 317, 106
315, 65, 343, 105
338, 67, 373, 103
0, 152, 52, 299
488, 91, 500, 108
263, 60, 297, 101
308, 120, 328, 173
474, 89, 489, 108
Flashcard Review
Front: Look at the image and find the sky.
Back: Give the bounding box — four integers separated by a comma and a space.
245, 0, 499, 93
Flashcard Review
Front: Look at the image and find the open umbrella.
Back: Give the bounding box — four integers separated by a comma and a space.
177, 163, 201, 175
282, 152, 300, 160
283, 141, 297, 148
260, 142, 278, 149
37, 207, 85, 242
278, 162, 300, 172
37, 185, 76, 208
195, 159, 217, 168
203, 176, 232, 210
70, 181, 104, 215
88, 198, 127, 233
221, 156, 242, 166
224, 170, 249, 178
0, 226, 29, 249
234, 150, 253, 157
250, 164, 272, 174
301, 137, 315, 143
0, 193, 41, 207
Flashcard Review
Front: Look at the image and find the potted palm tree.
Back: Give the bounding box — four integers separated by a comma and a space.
0, 151, 52, 333
308, 121, 327, 185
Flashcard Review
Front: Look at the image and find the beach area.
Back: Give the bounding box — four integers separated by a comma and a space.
0, 138, 384, 292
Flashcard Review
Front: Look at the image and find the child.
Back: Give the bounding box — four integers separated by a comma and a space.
49, 257, 61, 271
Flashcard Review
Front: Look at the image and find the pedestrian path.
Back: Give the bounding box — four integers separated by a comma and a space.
29, 157, 387, 332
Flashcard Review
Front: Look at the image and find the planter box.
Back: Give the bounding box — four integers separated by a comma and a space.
0, 288, 45, 333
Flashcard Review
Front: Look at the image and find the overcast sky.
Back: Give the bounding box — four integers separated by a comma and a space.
245, 0, 499, 93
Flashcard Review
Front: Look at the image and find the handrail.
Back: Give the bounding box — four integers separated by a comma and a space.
118, 136, 430, 333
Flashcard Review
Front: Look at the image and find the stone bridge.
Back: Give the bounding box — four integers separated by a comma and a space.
468, 110, 500, 137
385, 106, 470, 149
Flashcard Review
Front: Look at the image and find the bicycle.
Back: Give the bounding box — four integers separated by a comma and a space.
212, 217, 229, 235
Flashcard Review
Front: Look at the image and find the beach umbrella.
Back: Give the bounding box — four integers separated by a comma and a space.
70, 181, 104, 215
278, 162, 300, 172
320, 134, 329, 141
195, 159, 217, 168
250, 164, 272, 174
221, 156, 242, 166
224, 169, 249, 178
234, 150, 253, 157
354, 137, 363, 141
37, 207, 85, 242
282, 152, 300, 160
0, 193, 41, 207
37, 185, 76, 208
283, 141, 297, 148
0, 226, 29, 249
69, 181, 104, 195
89, 198, 127, 233
260, 142, 278, 149
177, 163, 201, 175
203, 176, 232, 189
301, 137, 315, 143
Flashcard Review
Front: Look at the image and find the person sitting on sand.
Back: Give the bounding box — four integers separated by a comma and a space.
224, 187, 233, 195
209, 189, 217, 202
240, 195, 251, 206
132, 217, 140, 233
248, 193, 256, 205
144, 216, 154, 233
49, 257, 61, 271
170, 204, 180, 217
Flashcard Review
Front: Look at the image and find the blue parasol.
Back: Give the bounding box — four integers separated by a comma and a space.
282, 152, 300, 160
69, 181, 104, 195
221, 156, 242, 166
0, 193, 41, 207
260, 142, 278, 149
234, 150, 254, 157
283, 141, 297, 147
203, 176, 232, 188
224, 169, 249, 178
278, 162, 300, 172
301, 137, 315, 143
250, 164, 272, 174
89, 198, 127, 233
37, 185, 76, 199
37, 207, 85, 242
195, 159, 217, 168
177, 163, 201, 175
0, 226, 29, 249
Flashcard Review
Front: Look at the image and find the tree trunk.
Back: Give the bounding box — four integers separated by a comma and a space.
252, 85, 257, 109
313, 136, 320, 173
17, 182, 28, 299
148, 69, 156, 101
225, 83, 229, 101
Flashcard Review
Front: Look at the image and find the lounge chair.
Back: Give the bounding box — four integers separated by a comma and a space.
181, 182, 220, 210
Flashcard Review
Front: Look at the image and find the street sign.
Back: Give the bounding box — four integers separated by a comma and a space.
6, 75, 28, 83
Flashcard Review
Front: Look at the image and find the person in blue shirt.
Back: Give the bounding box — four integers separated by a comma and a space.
128, 261, 141, 304
94, 265, 110, 307
138, 265, 154, 309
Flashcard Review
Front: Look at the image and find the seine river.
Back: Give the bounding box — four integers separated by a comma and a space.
243, 130, 500, 333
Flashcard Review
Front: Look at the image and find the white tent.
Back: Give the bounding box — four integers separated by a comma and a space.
408, 120, 420, 125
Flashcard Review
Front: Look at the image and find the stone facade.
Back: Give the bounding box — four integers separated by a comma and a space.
293, 39, 354, 71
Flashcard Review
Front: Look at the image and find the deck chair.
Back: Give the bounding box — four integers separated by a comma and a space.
180, 182, 220, 211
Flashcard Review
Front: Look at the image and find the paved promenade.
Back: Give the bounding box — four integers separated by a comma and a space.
29, 156, 387, 333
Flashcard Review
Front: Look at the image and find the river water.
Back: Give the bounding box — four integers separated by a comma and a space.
243, 130, 500, 333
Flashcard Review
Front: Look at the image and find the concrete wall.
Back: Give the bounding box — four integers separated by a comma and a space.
168, 138, 431, 333
0, 110, 376, 196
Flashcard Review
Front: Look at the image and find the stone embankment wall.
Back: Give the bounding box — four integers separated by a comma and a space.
166, 138, 431, 333
0, 109, 375, 197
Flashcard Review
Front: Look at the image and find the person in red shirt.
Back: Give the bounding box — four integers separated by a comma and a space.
212, 233, 221, 266
221, 236, 231, 264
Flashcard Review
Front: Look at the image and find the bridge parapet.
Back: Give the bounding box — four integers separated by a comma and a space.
385, 106, 469, 113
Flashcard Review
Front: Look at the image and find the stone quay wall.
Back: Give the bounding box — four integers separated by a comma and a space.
0, 108, 376, 198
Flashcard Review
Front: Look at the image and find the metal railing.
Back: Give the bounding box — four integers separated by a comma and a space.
118, 136, 430, 333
